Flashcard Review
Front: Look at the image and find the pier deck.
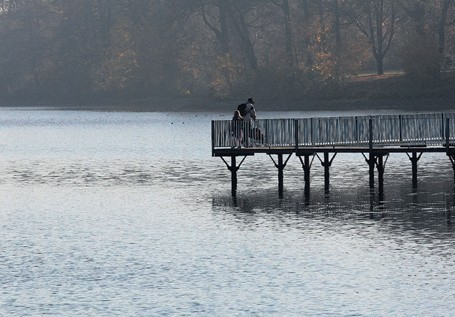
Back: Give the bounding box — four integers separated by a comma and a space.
211, 112, 455, 197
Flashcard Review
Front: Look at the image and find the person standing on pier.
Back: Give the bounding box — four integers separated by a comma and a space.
231, 110, 243, 148
243, 98, 256, 147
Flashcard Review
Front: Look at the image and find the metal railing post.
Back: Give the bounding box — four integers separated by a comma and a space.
211, 121, 215, 156
442, 113, 445, 140
355, 116, 358, 144
369, 117, 373, 150
295, 119, 299, 150
310, 118, 314, 145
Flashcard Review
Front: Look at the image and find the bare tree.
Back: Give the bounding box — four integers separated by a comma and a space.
438, 0, 454, 54
271, 0, 295, 68
398, 0, 427, 34
345, 0, 398, 74
225, 1, 259, 75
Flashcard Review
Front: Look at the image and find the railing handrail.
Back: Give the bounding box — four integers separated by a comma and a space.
212, 112, 455, 150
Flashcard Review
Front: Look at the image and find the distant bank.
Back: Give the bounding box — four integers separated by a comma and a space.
1, 72, 454, 112
225, 72, 455, 113
1, 95, 453, 113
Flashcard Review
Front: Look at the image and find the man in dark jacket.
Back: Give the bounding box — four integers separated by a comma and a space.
243, 98, 256, 147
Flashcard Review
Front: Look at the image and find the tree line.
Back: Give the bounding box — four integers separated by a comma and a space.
0, 0, 454, 106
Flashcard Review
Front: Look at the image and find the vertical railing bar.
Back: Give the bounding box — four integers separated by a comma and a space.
369, 117, 373, 149
441, 113, 445, 139
310, 118, 314, 145
355, 116, 359, 144
294, 119, 299, 151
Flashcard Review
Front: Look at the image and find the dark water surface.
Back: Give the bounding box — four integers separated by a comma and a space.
1, 108, 454, 316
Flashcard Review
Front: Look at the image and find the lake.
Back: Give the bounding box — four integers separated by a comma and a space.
1, 107, 454, 316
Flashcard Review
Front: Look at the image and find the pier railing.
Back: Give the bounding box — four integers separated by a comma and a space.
212, 112, 455, 151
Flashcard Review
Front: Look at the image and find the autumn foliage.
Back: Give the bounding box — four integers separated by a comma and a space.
0, 0, 454, 106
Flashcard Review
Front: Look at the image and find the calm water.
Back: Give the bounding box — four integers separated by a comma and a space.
1, 108, 454, 316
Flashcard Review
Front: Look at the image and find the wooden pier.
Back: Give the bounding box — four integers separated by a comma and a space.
212, 112, 455, 198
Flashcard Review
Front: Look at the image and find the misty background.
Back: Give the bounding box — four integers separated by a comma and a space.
0, 0, 454, 110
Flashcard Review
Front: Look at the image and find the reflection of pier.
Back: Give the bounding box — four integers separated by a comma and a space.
212, 112, 455, 198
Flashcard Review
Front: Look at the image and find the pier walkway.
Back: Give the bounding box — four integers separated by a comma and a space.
211, 112, 455, 197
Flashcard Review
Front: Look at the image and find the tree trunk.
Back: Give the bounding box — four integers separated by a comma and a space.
218, 1, 233, 94
438, 0, 453, 54
376, 1, 384, 74
377, 56, 384, 75
218, 0, 230, 55
282, 0, 294, 68
227, 4, 259, 74
332, 0, 342, 78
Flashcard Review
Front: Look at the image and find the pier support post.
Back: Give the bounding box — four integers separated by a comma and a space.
298, 154, 315, 199
362, 152, 388, 192
324, 153, 330, 193
376, 155, 388, 200
220, 156, 248, 196
278, 154, 284, 197
364, 153, 376, 190
304, 155, 310, 197
411, 153, 418, 188
321, 152, 337, 194
231, 156, 238, 196
268, 153, 292, 199
407, 152, 423, 189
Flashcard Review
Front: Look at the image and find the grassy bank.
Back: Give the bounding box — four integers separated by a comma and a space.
255, 72, 455, 112
2, 72, 454, 113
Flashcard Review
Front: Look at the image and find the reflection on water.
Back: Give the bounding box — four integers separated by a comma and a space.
0, 159, 219, 187
216, 190, 453, 228
1, 108, 455, 316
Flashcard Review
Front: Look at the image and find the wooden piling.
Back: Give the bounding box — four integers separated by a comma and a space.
268, 153, 292, 199
278, 154, 284, 198
408, 152, 422, 189
304, 155, 310, 198
377, 155, 385, 197
297, 154, 312, 198
231, 156, 237, 196
368, 153, 375, 190
323, 152, 330, 193
219, 155, 250, 197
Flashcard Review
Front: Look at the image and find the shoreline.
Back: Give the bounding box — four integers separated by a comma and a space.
1, 95, 453, 113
